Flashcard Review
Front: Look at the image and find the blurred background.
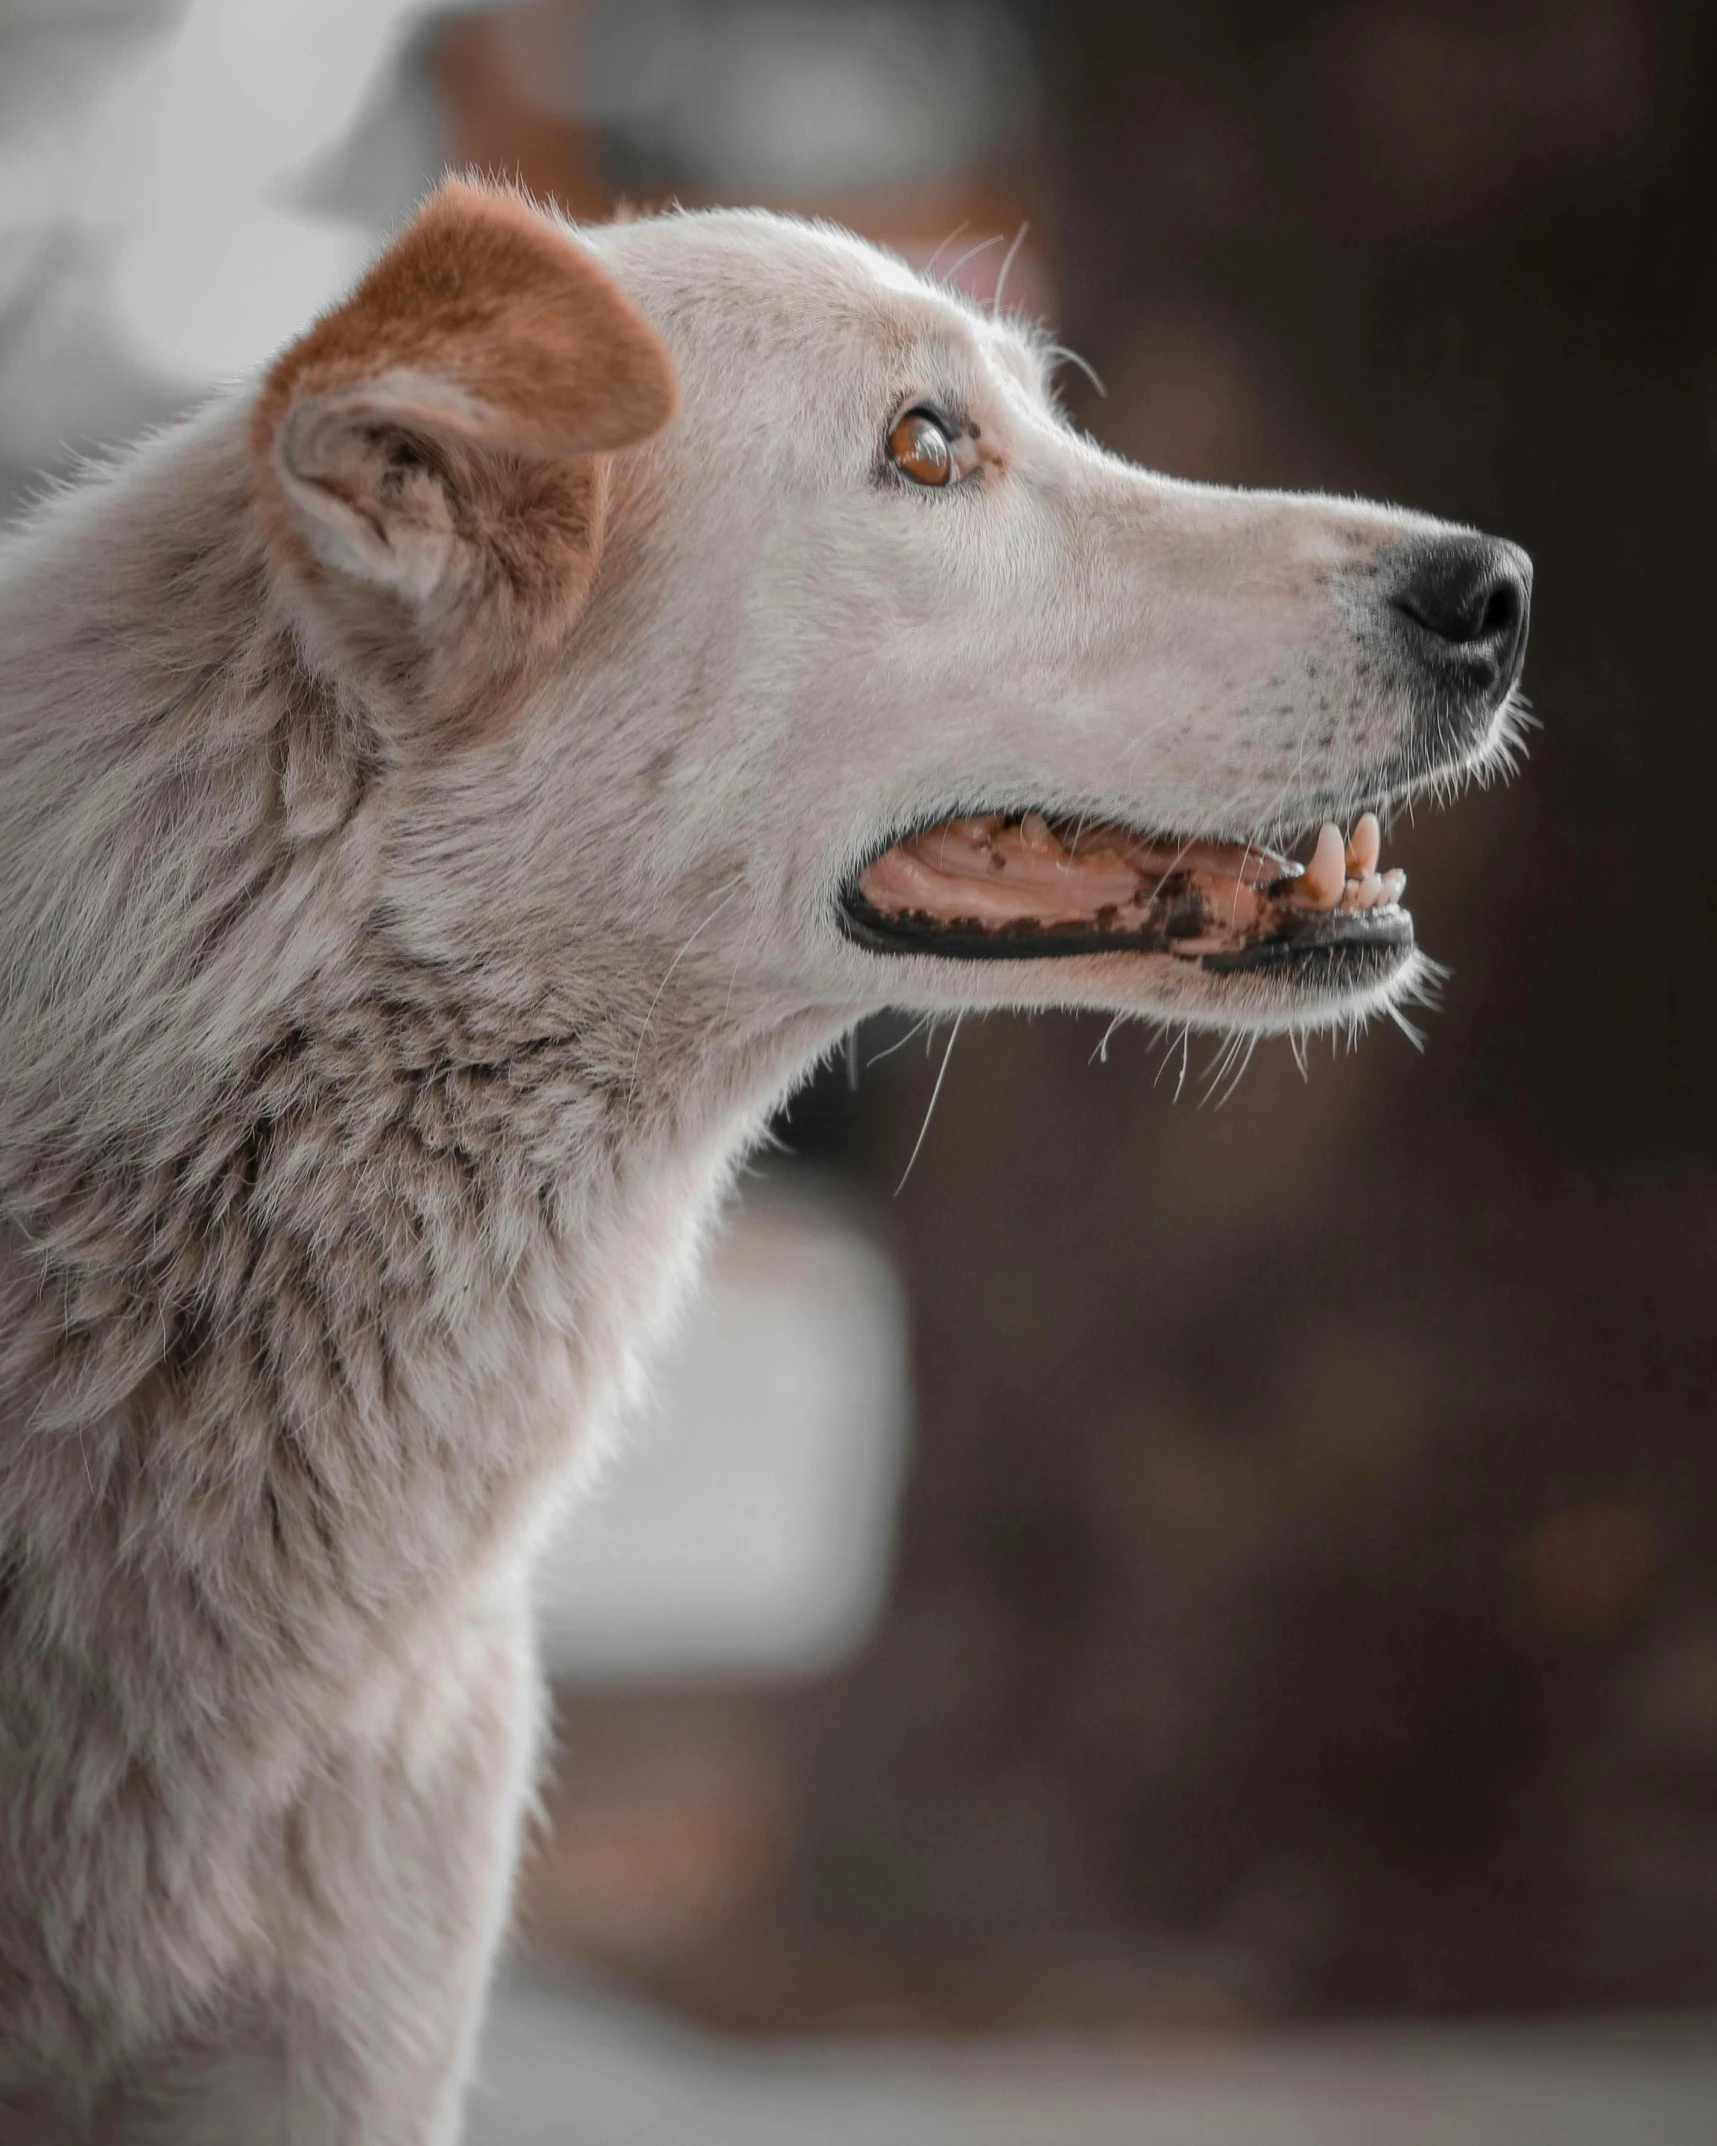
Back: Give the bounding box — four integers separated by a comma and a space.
4, 1, 1716, 2136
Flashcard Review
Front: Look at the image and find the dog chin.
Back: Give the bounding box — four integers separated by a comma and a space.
1083, 938, 1434, 1039
845, 933, 1431, 1043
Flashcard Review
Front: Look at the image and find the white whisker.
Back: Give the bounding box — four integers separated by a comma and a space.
1210, 1032, 1259, 1109
895, 1015, 963, 1196
1090, 1011, 1127, 1065
1151, 1022, 1192, 1102
939, 233, 1004, 288
1045, 343, 1106, 398
992, 221, 1029, 320
921, 219, 970, 280
866, 1013, 931, 1065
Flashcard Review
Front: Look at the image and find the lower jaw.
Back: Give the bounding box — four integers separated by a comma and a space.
840, 889, 1413, 975
1200, 929, 1417, 1010
839, 897, 1418, 1024
1191, 909, 1414, 987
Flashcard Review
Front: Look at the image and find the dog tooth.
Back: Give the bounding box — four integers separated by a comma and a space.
1018, 811, 1058, 855
1301, 821, 1346, 909
1378, 868, 1407, 907
1345, 812, 1381, 878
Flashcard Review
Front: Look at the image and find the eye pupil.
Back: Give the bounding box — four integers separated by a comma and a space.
889, 411, 953, 486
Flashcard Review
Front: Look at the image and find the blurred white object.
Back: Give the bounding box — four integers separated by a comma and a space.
475, 1971, 1717, 2146
0, 0, 465, 460
537, 1186, 912, 1681
521, 0, 1031, 198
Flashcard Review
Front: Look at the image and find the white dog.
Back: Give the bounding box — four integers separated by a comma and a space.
0, 179, 1530, 2140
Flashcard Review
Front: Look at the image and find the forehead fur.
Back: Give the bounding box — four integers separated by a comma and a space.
582, 208, 1054, 426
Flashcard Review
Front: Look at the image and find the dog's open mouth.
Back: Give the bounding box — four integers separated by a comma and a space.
840, 811, 1413, 982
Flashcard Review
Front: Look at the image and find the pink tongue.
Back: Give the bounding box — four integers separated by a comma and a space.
858, 817, 1278, 929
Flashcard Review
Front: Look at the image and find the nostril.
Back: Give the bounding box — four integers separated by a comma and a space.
1390, 534, 1531, 670
1477, 575, 1523, 644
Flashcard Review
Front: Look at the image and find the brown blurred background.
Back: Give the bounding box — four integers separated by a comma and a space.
4, 0, 1715, 2086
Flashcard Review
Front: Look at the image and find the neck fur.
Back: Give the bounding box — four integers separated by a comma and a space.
0, 398, 839, 1655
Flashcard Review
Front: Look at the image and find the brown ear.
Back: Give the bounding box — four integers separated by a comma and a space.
251, 178, 676, 714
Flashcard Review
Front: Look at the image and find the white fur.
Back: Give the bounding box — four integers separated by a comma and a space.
0, 195, 1511, 2140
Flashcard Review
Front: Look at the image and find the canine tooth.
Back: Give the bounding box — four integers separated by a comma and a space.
1346, 812, 1381, 878
1301, 821, 1346, 909
1018, 811, 1058, 855
1378, 868, 1407, 906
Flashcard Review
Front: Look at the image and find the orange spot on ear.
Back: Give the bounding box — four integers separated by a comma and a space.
250, 177, 676, 471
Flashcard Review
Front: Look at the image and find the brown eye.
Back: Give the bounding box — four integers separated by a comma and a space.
888, 409, 954, 487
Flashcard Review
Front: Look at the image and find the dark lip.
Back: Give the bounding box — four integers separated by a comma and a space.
1197, 905, 1414, 973
839, 884, 1414, 976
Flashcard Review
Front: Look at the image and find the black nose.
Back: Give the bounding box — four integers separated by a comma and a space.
1390, 534, 1532, 707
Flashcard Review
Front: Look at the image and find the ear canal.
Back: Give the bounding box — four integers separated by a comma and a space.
250, 177, 677, 716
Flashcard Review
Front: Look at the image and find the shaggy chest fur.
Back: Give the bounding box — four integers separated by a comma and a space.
0, 932, 751, 2072
0, 473, 770, 2091
0, 358, 807, 2108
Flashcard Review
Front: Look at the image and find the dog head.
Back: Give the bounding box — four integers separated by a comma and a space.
253, 180, 1530, 1065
